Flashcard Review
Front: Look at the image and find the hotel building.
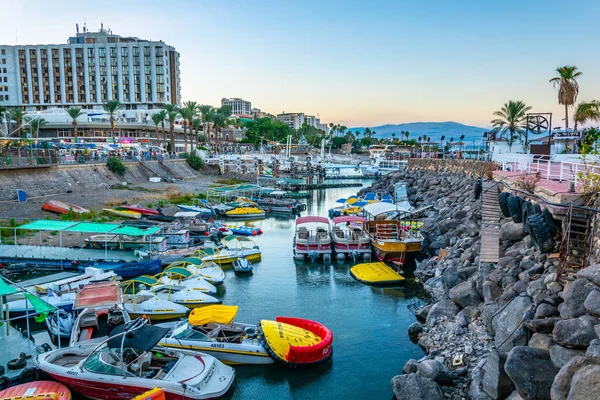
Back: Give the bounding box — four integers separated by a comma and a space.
221, 97, 252, 116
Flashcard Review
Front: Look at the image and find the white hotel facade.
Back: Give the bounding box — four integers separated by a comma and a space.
0, 26, 181, 111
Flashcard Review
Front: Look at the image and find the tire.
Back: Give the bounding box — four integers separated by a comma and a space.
499, 192, 511, 218
531, 203, 542, 215
474, 179, 482, 200
521, 201, 531, 233
528, 213, 554, 253
8, 353, 27, 370
543, 208, 557, 237
0, 376, 9, 390
507, 195, 522, 223
19, 367, 39, 384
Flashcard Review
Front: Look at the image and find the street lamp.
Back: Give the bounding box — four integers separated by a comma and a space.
440, 136, 445, 159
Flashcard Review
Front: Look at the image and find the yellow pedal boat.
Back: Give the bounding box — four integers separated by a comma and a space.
350, 262, 406, 285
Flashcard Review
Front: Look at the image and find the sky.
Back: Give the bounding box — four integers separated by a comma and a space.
1, 0, 600, 128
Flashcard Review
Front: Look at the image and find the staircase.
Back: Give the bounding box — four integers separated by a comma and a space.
557, 203, 593, 280
480, 180, 500, 263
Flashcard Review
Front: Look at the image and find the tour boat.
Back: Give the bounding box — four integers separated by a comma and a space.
103, 208, 142, 219
293, 216, 332, 260
119, 205, 160, 216
225, 203, 266, 219
232, 258, 253, 274
45, 309, 75, 345
42, 200, 89, 215
159, 305, 272, 365
331, 216, 371, 259
167, 259, 226, 285
258, 316, 333, 367
36, 319, 236, 399
0, 381, 71, 400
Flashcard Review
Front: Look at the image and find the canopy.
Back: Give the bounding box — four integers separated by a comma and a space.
188, 305, 239, 326
163, 267, 192, 278
0, 278, 18, 296
73, 282, 122, 310
346, 198, 358, 205
296, 216, 330, 225
335, 198, 347, 204
180, 257, 203, 265
19, 220, 77, 231
123, 275, 159, 288
333, 216, 367, 224
16, 220, 159, 236
363, 202, 400, 216
108, 323, 170, 351
364, 192, 377, 201
110, 226, 161, 236
352, 201, 368, 207
65, 222, 121, 233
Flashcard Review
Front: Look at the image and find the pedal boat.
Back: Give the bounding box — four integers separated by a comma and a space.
225, 203, 266, 219
293, 216, 332, 260
200, 236, 261, 265
102, 208, 142, 219
331, 216, 371, 259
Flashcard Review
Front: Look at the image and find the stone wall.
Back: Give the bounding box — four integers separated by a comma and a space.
407, 159, 499, 178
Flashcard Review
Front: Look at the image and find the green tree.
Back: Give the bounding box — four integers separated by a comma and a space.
211, 112, 227, 150
178, 105, 194, 152
151, 113, 165, 148
103, 100, 123, 143
574, 101, 600, 149
192, 117, 202, 149
25, 117, 47, 138
156, 110, 168, 149
198, 105, 214, 145
218, 105, 232, 119
164, 104, 179, 153
8, 108, 24, 137
491, 100, 532, 152
66, 107, 84, 140
550, 65, 582, 132
183, 101, 198, 150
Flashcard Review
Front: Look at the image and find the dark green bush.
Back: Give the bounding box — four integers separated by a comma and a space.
186, 152, 203, 170
107, 157, 126, 176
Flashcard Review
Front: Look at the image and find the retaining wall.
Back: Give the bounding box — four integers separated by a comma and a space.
407, 158, 499, 177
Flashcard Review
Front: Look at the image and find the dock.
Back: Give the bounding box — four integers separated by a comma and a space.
16, 271, 81, 289
0, 324, 42, 385
0, 244, 139, 263
480, 180, 500, 263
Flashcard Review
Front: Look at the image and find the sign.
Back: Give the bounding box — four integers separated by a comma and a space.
17, 190, 27, 203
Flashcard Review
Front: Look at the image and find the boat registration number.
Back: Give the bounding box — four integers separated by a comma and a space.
210, 343, 225, 348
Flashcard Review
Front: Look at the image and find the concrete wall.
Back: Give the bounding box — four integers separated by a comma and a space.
0, 159, 200, 200
407, 159, 500, 177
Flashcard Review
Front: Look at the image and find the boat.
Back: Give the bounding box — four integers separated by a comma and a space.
120, 220, 158, 228
0, 381, 71, 400
225, 203, 266, 219
124, 295, 190, 320
331, 216, 371, 259
123, 276, 220, 309
349, 262, 406, 285
69, 282, 131, 347
232, 258, 253, 274
79, 260, 162, 279
42, 200, 89, 215
293, 216, 332, 260
226, 225, 263, 236
36, 319, 236, 399
157, 268, 218, 295
131, 388, 165, 400
119, 205, 160, 216
85, 234, 167, 252
258, 317, 333, 366
363, 202, 423, 264
45, 309, 74, 345
145, 214, 176, 223
4, 291, 77, 317
29, 267, 118, 295
159, 305, 272, 365
200, 236, 262, 265
176, 199, 216, 219
102, 209, 142, 219
167, 259, 226, 285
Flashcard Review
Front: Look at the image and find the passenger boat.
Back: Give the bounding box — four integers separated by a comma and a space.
42, 200, 89, 215
232, 258, 253, 274
258, 317, 333, 366
102, 208, 142, 219
159, 305, 272, 365
331, 216, 371, 259
45, 309, 74, 345
176, 199, 215, 219
363, 202, 423, 264
79, 260, 162, 279
119, 205, 159, 216
200, 236, 262, 265
69, 282, 130, 347
0, 381, 71, 400
293, 216, 332, 260
167, 259, 226, 285
225, 203, 266, 219
36, 319, 236, 399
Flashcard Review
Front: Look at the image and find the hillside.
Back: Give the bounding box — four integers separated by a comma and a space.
350, 122, 487, 141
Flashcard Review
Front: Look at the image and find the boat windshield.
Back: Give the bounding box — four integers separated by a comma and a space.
84, 348, 126, 376
172, 323, 211, 342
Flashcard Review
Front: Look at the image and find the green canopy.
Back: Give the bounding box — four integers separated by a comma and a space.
110, 226, 161, 236
64, 223, 121, 233
164, 267, 191, 277
125, 276, 159, 286
0, 278, 18, 296
23, 292, 56, 322
18, 220, 77, 231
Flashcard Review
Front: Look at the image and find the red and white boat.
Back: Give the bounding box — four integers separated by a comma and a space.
293, 216, 332, 260
0, 381, 71, 400
42, 200, 89, 215
120, 205, 160, 216
36, 319, 235, 400
330, 216, 371, 259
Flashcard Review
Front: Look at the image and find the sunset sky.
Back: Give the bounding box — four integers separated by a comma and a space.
2, 0, 599, 128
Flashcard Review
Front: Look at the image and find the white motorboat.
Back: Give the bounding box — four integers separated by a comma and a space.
331, 216, 371, 259
45, 309, 74, 344
28, 267, 118, 295
157, 268, 218, 295
167, 259, 226, 285
293, 216, 332, 260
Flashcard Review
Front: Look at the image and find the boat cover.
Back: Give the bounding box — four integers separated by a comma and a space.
332, 216, 367, 224
73, 282, 122, 310
107, 323, 170, 351
163, 267, 192, 278
295, 216, 329, 225
188, 305, 239, 326
363, 202, 407, 216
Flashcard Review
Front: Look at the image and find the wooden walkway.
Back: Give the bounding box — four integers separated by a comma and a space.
480, 180, 500, 263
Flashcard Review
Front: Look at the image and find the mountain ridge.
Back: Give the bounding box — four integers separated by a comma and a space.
350, 121, 488, 141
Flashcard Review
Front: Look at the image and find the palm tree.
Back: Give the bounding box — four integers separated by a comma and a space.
103, 100, 123, 143
404, 131, 410, 141
25, 117, 47, 138
490, 100, 532, 152
211, 113, 227, 151
178, 106, 194, 153
8, 108, 24, 137
574, 101, 600, 149
151, 113, 164, 148
391, 133, 396, 143
192, 117, 202, 150
164, 104, 179, 153
183, 101, 198, 150
218, 105, 232, 119
550, 66, 582, 132
198, 105, 213, 146
66, 107, 84, 140
155, 110, 167, 149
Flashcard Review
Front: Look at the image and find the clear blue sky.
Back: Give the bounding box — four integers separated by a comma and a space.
2, 0, 599, 128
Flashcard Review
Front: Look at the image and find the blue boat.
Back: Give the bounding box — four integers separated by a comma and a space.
79, 259, 162, 279
228, 226, 263, 236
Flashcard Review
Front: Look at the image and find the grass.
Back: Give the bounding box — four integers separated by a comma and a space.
112, 184, 162, 193
212, 178, 246, 186
167, 192, 206, 204
0, 219, 33, 241
59, 209, 100, 221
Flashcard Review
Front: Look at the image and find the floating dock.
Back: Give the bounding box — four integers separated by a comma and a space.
350, 262, 406, 285
0, 244, 139, 264
0, 324, 42, 385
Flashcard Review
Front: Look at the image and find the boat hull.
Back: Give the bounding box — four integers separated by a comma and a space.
160, 342, 272, 365
42, 200, 89, 215
0, 381, 71, 400
120, 206, 159, 215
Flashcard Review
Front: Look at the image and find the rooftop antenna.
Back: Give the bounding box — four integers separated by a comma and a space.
101, 22, 104, 31
15, 28, 18, 45
83, 18, 87, 33
76, 23, 79, 33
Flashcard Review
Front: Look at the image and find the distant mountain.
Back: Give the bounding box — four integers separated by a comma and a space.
350, 122, 487, 142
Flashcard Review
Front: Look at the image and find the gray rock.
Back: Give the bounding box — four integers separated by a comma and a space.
456, 312, 470, 328
535, 303, 559, 319
408, 322, 423, 336
506, 390, 525, 400
482, 350, 515, 399
559, 279, 598, 319
460, 248, 474, 263
488, 269, 506, 285
550, 345, 586, 369
512, 281, 528, 294
415, 304, 433, 322
391, 373, 443, 400
526, 279, 546, 297
519, 259, 536, 270
499, 256, 517, 268
417, 359, 457, 385
576, 264, 600, 287
587, 339, 600, 359
426, 300, 460, 326
529, 333, 554, 351
430, 239, 447, 250
523, 317, 561, 334
449, 281, 482, 308
492, 294, 535, 352
402, 358, 419, 374
458, 266, 477, 280
550, 356, 600, 400
584, 290, 600, 317
553, 316, 599, 348
501, 222, 527, 242
470, 359, 495, 400
568, 364, 600, 399
505, 346, 558, 400
441, 266, 463, 290
547, 281, 563, 294
483, 281, 502, 303
440, 218, 461, 233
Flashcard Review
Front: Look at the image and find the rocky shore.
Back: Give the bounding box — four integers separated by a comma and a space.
364, 167, 600, 400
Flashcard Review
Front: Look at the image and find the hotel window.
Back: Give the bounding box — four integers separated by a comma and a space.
1, 49, 4, 55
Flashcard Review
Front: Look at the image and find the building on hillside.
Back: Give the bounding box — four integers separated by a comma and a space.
0, 24, 181, 110
251, 108, 275, 120
221, 97, 251, 116
277, 112, 305, 130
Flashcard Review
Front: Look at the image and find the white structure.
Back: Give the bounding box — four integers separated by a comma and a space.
277, 112, 305, 130
221, 98, 251, 116
305, 115, 321, 128
0, 24, 181, 110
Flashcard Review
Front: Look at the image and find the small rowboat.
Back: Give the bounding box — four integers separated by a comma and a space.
119, 205, 159, 215
0, 381, 71, 400
102, 208, 142, 219
42, 200, 89, 215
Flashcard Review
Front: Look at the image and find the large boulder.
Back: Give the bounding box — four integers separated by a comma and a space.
482, 350, 515, 399
549, 345, 586, 369
550, 356, 600, 400
529, 333, 554, 351
402, 359, 419, 374
567, 364, 600, 399
505, 346, 558, 400
415, 304, 433, 322
576, 264, 600, 287
426, 300, 460, 326
584, 290, 600, 317
534, 303, 559, 319
441, 265, 463, 290
587, 339, 600, 358
501, 222, 528, 242
523, 317, 561, 334
417, 359, 458, 385
440, 218, 461, 233
391, 373, 443, 400
492, 294, 535, 352
483, 281, 502, 303
449, 281, 482, 308
552, 316, 599, 348
559, 279, 598, 319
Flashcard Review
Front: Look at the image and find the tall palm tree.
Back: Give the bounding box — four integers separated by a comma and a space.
574, 101, 600, 149
164, 104, 179, 153
103, 100, 123, 143
198, 105, 213, 145
404, 131, 410, 141
0, 105, 5, 129
25, 117, 47, 138
550, 66, 582, 132
192, 117, 202, 150
211, 113, 227, 151
66, 107, 84, 140
391, 133, 396, 143
151, 113, 164, 148
155, 110, 167, 149
183, 101, 198, 150
178, 106, 194, 153
490, 100, 532, 152
8, 108, 24, 137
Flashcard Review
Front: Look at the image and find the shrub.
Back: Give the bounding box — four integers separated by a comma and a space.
107, 157, 126, 176
186, 152, 203, 171
516, 172, 541, 194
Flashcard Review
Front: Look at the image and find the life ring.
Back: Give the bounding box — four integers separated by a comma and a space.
0, 376, 9, 390
19, 367, 40, 384
306, 156, 312, 162
8, 353, 27, 370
